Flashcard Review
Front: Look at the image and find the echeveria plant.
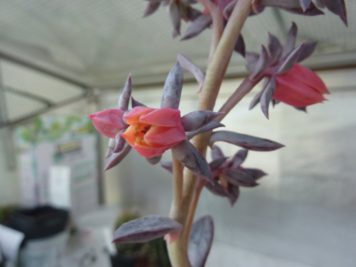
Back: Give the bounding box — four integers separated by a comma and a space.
89, 1, 348, 266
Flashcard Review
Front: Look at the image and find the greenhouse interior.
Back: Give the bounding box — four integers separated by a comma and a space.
0, 1, 355, 267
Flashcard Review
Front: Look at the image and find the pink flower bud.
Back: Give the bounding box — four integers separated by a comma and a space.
274, 64, 329, 108
121, 107, 186, 158
89, 108, 126, 138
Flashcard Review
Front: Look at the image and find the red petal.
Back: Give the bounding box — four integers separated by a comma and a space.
124, 106, 154, 124
144, 126, 186, 146
140, 108, 182, 127
89, 108, 125, 138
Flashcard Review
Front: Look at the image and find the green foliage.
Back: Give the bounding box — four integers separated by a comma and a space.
0, 205, 17, 224
114, 211, 171, 267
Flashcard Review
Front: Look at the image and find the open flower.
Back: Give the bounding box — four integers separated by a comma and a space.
273, 64, 328, 108
122, 107, 186, 158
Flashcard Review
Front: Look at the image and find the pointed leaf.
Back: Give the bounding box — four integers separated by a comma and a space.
282, 22, 297, 59
251, 46, 268, 78
161, 160, 173, 173
172, 141, 212, 182
113, 216, 182, 243
224, 169, 259, 187
297, 41, 317, 62
147, 156, 161, 165
113, 132, 126, 153
268, 33, 283, 61
260, 78, 276, 119
105, 145, 131, 170
181, 15, 212, 40
244, 168, 267, 180
209, 157, 228, 170
169, 3, 181, 37
177, 54, 205, 89
143, 0, 161, 17
188, 216, 214, 267
245, 52, 259, 73
161, 63, 184, 109
277, 44, 305, 73
299, 0, 312, 11
210, 130, 284, 151
211, 145, 224, 161
187, 121, 224, 139
205, 179, 228, 197
182, 110, 220, 131
323, 0, 347, 25
105, 138, 115, 158
118, 75, 132, 110
249, 89, 263, 110
227, 185, 240, 206
234, 35, 246, 57
231, 149, 248, 168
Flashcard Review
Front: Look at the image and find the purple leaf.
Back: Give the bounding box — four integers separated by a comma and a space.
261, 0, 301, 9
105, 138, 115, 158
282, 22, 297, 59
249, 89, 263, 110
105, 145, 131, 170
211, 145, 224, 161
285, 5, 324, 16
147, 156, 161, 165
113, 132, 126, 153
143, 0, 161, 17
113, 216, 182, 243
224, 169, 259, 187
299, 0, 312, 11
172, 141, 212, 182
205, 179, 228, 197
297, 41, 317, 62
244, 168, 267, 180
160, 160, 173, 173
181, 15, 212, 40
188, 216, 214, 267
177, 54, 205, 89
260, 77, 276, 119
231, 149, 249, 168
268, 33, 282, 62
161, 63, 183, 109
182, 111, 220, 131
209, 157, 228, 170
118, 75, 132, 110
187, 121, 224, 139
251, 46, 268, 78
210, 130, 284, 151
227, 185, 240, 206
234, 35, 246, 57
169, 3, 181, 37
277, 44, 305, 73
323, 0, 347, 25
131, 97, 146, 108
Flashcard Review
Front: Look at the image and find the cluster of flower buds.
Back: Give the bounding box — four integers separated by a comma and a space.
143, 0, 347, 42
89, 55, 222, 182
245, 23, 329, 117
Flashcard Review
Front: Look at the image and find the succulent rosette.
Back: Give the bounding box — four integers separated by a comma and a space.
89, 59, 222, 182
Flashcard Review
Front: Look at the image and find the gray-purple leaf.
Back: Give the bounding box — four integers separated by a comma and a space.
210, 130, 284, 151
323, 0, 347, 25
143, 1, 161, 17
181, 15, 212, 40
268, 33, 282, 61
113, 216, 182, 243
224, 169, 259, 187
205, 179, 227, 197
160, 160, 173, 173
182, 111, 220, 131
188, 216, 214, 267
113, 133, 126, 153
170, 3, 181, 37
251, 46, 268, 78
244, 168, 267, 180
286, 5, 324, 15
261, 0, 301, 9
118, 75, 132, 110
297, 41, 317, 62
249, 89, 263, 110
277, 44, 305, 73
227, 185, 240, 206
231, 149, 248, 168
260, 78, 276, 119
234, 35, 246, 57
282, 22, 297, 59
131, 97, 146, 108
245, 52, 259, 73
299, 0, 312, 11
161, 63, 183, 109
105, 145, 131, 170
187, 121, 224, 140
172, 141, 212, 182
209, 157, 228, 171
177, 54, 205, 89
211, 145, 224, 161
105, 138, 115, 158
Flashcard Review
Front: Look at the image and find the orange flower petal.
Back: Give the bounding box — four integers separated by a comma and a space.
123, 106, 154, 124
139, 108, 182, 127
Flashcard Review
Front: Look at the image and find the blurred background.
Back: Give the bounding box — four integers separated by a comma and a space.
0, 1, 355, 267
